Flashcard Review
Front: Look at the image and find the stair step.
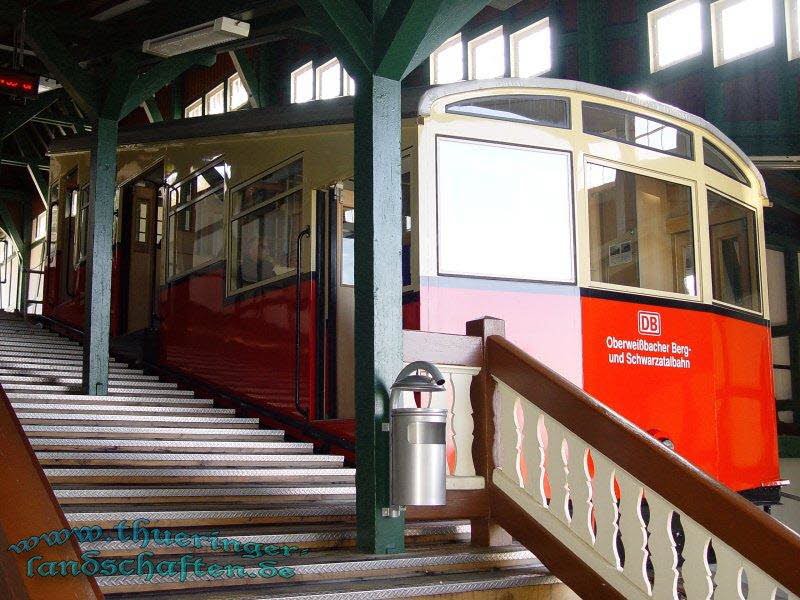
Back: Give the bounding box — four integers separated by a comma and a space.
64, 502, 357, 528
0, 356, 119, 367
0, 370, 157, 381
0, 364, 144, 375
0, 338, 79, 347
81, 521, 468, 556
29, 438, 309, 454
9, 393, 211, 406
5, 384, 194, 396
1, 375, 173, 386
36, 451, 344, 467
57, 484, 356, 506
13, 402, 234, 416
22, 425, 282, 441
93, 545, 535, 594
16, 412, 257, 428
45, 467, 356, 484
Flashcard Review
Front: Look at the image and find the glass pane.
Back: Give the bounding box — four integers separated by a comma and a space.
767, 248, 788, 326
167, 190, 225, 279
514, 21, 551, 76
341, 207, 355, 286
231, 190, 302, 289
717, 0, 774, 63
437, 137, 574, 282
471, 28, 504, 80
48, 203, 58, 265
175, 164, 225, 207
228, 73, 248, 110
587, 163, 696, 295
205, 86, 224, 115
318, 60, 341, 99
233, 159, 303, 214
292, 63, 314, 103
583, 102, 693, 158
185, 100, 202, 118
703, 139, 749, 185
446, 95, 569, 128
708, 190, 760, 311
653, 1, 702, 69
433, 36, 463, 84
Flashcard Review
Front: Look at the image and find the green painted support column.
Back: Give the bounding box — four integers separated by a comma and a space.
18, 201, 30, 314
82, 117, 118, 395
353, 74, 405, 554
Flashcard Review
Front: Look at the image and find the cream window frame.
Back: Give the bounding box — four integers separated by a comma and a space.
648, 0, 704, 72
510, 18, 552, 77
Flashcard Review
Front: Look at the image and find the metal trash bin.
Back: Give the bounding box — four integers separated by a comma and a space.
390, 406, 448, 506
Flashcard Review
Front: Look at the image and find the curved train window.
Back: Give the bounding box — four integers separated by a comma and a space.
582, 102, 693, 159
228, 157, 303, 293
166, 161, 227, 280
702, 139, 749, 185
587, 163, 696, 296
707, 190, 760, 312
446, 95, 570, 128
437, 137, 574, 283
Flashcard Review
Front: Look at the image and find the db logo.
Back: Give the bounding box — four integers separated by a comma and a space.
638, 311, 661, 336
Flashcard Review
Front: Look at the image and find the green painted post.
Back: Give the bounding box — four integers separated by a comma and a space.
18, 201, 30, 314
82, 117, 118, 395
353, 74, 405, 554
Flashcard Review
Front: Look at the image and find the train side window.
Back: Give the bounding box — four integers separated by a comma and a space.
437, 137, 574, 283
702, 139, 750, 185
587, 163, 696, 296
76, 185, 89, 263
582, 102, 693, 159
707, 190, 761, 312
446, 95, 569, 128
166, 161, 227, 280
228, 157, 303, 293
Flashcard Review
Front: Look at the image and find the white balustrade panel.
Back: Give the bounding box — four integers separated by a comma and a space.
491, 377, 797, 600
400, 363, 483, 490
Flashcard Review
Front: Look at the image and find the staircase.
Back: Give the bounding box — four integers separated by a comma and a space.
0, 312, 567, 599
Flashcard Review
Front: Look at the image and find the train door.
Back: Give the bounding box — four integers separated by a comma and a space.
118, 163, 163, 335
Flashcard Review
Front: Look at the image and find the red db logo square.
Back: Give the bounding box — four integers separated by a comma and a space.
638, 311, 661, 336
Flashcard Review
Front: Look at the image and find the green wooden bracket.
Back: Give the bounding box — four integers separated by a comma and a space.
26, 165, 49, 206
118, 51, 216, 120
295, 0, 374, 77
99, 52, 139, 121
142, 97, 164, 123
375, 0, 491, 80
229, 49, 260, 108
2, 90, 66, 140
0, 155, 49, 171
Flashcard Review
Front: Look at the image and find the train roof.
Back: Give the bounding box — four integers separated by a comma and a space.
49, 77, 766, 197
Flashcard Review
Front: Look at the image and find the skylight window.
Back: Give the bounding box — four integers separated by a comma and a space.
343, 70, 356, 96
290, 61, 314, 103
316, 58, 342, 99
227, 73, 248, 110
431, 34, 463, 84
648, 0, 703, 72
204, 82, 225, 115
711, 0, 774, 66
469, 26, 505, 80
184, 98, 202, 118
787, 0, 800, 60
511, 18, 551, 77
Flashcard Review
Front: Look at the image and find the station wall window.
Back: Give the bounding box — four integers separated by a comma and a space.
437, 137, 574, 282
343, 70, 356, 96
711, 0, 774, 66
431, 34, 463, 84
184, 98, 202, 118
228, 158, 303, 293
166, 162, 227, 280
446, 95, 569, 128
31, 211, 47, 241
510, 18, 551, 77
316, 58, 342, 99
291, 62, 314, 103
205, 82, 225, 115
788, 0, 800, 60
468, 26, 505, 80
703, 139, 749, 185
648, 0, 703, 72
707, 190, 761, 311
227, 73, 249, 110
587, 163, 696, 296
582, 102, 694, 159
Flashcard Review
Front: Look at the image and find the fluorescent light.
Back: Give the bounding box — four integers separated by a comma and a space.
142, 17, 250, 58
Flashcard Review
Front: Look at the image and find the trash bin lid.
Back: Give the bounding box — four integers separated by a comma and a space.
391, 407, 448, 418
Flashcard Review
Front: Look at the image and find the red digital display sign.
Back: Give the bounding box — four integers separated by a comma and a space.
0, 70, 39, 98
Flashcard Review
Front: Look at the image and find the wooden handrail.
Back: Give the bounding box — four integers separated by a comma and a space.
485, 334, 800, 597
0, 384, 103, 600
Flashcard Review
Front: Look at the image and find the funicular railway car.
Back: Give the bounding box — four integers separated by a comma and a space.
44, 78, 781, 504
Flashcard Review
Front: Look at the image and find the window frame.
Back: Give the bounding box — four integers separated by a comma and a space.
226, 154, 305, 297
702, 138, 750, 186
788, 0, 800, 60
445, 94, 571, 129
290, 61, 314, 104
184, 98, 202, 118
711, 0, 775, 66
584, 155, 703, 302
468, 26, 506, 80
648, 0, 704, 72
435, 134, 577, 285
510, 17, 552, 77
164, 159, 228, 284
706, 186, 763, 315
315, 57, 343, 100
582, 101, 695, 160
75, 184, 89, 265
227, 72, 249, 110
430, 33, 464, 85
204, 82, 225, 115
